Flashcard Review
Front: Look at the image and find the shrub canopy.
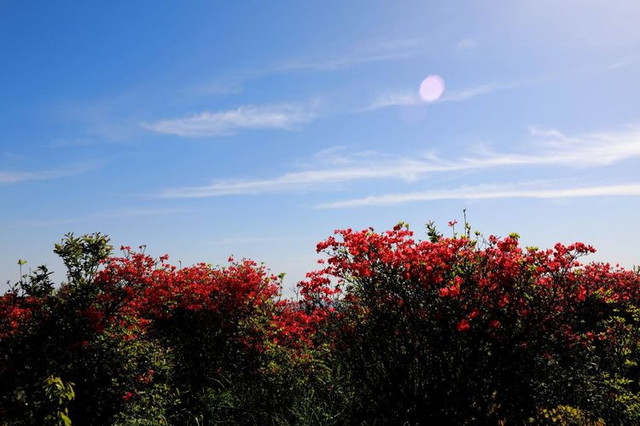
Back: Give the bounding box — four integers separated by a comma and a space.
1, 224, 640, 424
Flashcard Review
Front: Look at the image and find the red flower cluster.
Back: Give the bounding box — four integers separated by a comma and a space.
0, 293, 41, 339
91, 249, 293, 353
302, 224, 639, 345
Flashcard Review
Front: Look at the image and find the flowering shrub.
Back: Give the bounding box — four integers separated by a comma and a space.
300, 222, 640, 424
1, 223, 639, 424
95, 249, 289, 424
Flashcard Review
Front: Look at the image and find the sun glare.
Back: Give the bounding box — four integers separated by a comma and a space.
419, 74, 445, 102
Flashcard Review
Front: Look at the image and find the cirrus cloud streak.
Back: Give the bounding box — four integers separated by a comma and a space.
142, 104, 315, 137
316, 182, 640, 209
159, 125, 640, 198
0, 163, 96, 185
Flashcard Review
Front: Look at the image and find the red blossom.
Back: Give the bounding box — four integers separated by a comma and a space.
457, 318, 471, 332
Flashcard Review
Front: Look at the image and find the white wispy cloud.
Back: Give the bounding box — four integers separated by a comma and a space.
274, 38, 428, 72
439, 83, 507, 102
456, 38, 477, 51
190, 38, 429, 97
365, 79, 533, 111
366, 92, 421, 110
0, 171, 63, 185
608, 54, 640, 70
368, 75, 547, 111
316, 182, 640, 209
159, 155, 441, 198
0, 164, 95, 185
158, 124, 640, 198
142, 104, 315, 137
525, 125, 640, 166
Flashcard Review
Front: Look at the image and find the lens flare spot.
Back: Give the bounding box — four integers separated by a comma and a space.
419, 75, 445, 102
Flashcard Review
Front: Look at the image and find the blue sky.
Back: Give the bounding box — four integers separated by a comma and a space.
2, 1, 640, 293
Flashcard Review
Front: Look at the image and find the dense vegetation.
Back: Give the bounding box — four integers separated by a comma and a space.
2, 221, 640, 425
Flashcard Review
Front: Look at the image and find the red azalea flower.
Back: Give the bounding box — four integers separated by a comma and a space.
457, 318, 470, 332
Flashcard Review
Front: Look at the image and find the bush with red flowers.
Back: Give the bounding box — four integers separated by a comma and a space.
299, 221, 640, 424
1, 221, 640, 425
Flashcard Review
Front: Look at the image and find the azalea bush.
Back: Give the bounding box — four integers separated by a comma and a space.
299, 221, 640, 424
0, 234, 335, 425
1, 221, 639, 425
